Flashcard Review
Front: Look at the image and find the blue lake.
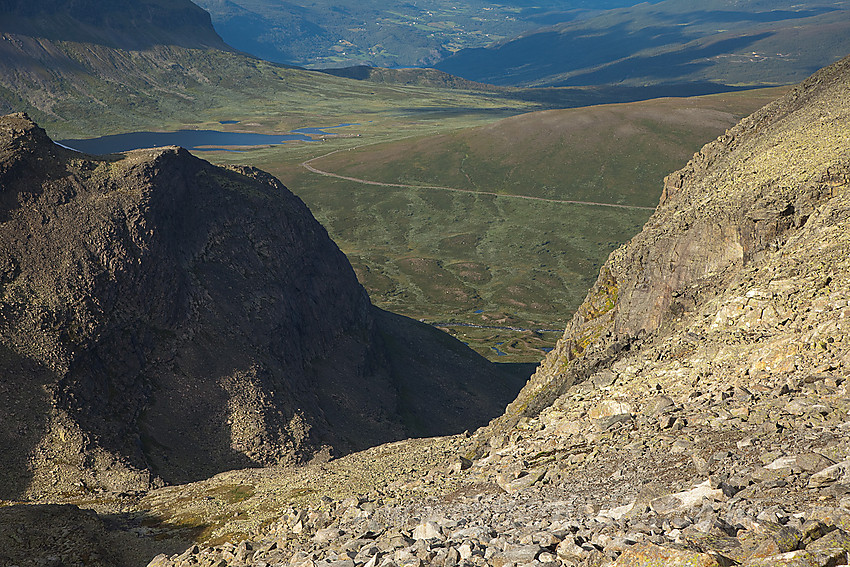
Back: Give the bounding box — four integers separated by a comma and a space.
58, 123, 358, 155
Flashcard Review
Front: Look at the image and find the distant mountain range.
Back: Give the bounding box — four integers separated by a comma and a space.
435, 0, 850, 87
195, 0, 850, 89
192, 0, 645, 68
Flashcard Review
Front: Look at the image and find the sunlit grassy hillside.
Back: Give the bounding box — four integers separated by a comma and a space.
214, 88, 785, 361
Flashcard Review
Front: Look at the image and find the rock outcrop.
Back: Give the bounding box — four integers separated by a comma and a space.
0, 112, 523, 500
484, 51, 850, 446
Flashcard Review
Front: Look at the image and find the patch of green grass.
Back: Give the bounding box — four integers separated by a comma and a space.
272, 171, 650, 350
208, 484, 255, 504
141, 504, 217, 542
286, 487, 314, 501
436, 326, 563, 363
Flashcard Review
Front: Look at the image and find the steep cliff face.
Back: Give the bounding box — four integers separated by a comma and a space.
0, 113, 521, 499
482, 53, 850, 445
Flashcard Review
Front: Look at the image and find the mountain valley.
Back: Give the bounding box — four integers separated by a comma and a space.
1, 48, 847, 567
254, 88, 783, 361
1, 1, 849, 566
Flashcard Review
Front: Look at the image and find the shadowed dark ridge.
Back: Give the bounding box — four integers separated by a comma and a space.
0, 113, 525, 499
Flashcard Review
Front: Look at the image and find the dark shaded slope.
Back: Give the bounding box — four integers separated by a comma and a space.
0, 113, 524, 499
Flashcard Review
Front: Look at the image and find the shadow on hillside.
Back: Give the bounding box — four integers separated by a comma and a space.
438, 21, 686, 84
372, 308, 533, 439
502, 82, 756, 108
392, 106, 539, 118
0, 344, 53, 500
0, 2, 225, 51
565, 32, 775, 87
0, 503, 192, 567
686, 8, 838, 25
437, 16, 777, 87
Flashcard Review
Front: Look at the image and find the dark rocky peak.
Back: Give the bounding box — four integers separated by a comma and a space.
0, 112, 55, 165
0, 113, 524, 500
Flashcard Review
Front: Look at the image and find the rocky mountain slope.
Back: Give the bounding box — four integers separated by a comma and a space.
137, 54, 850, 567
0, 112, 524, 502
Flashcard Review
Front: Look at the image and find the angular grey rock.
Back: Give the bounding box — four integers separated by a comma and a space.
645, 396, 675, 416
797, 453, 836, 474
412, 521, 443, 541
593, 413, 633, 432
492, 545, 542, 567
809, 460, 850, 488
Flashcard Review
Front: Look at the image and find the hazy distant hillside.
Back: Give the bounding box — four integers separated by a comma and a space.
436, 0, 850, 87
192, 0, 645, 68
0, 0, 537, 140
0, 0, 244, 133
0, 0, 227, 49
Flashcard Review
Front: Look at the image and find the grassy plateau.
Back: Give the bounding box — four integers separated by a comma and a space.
196, 87, 785, 361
